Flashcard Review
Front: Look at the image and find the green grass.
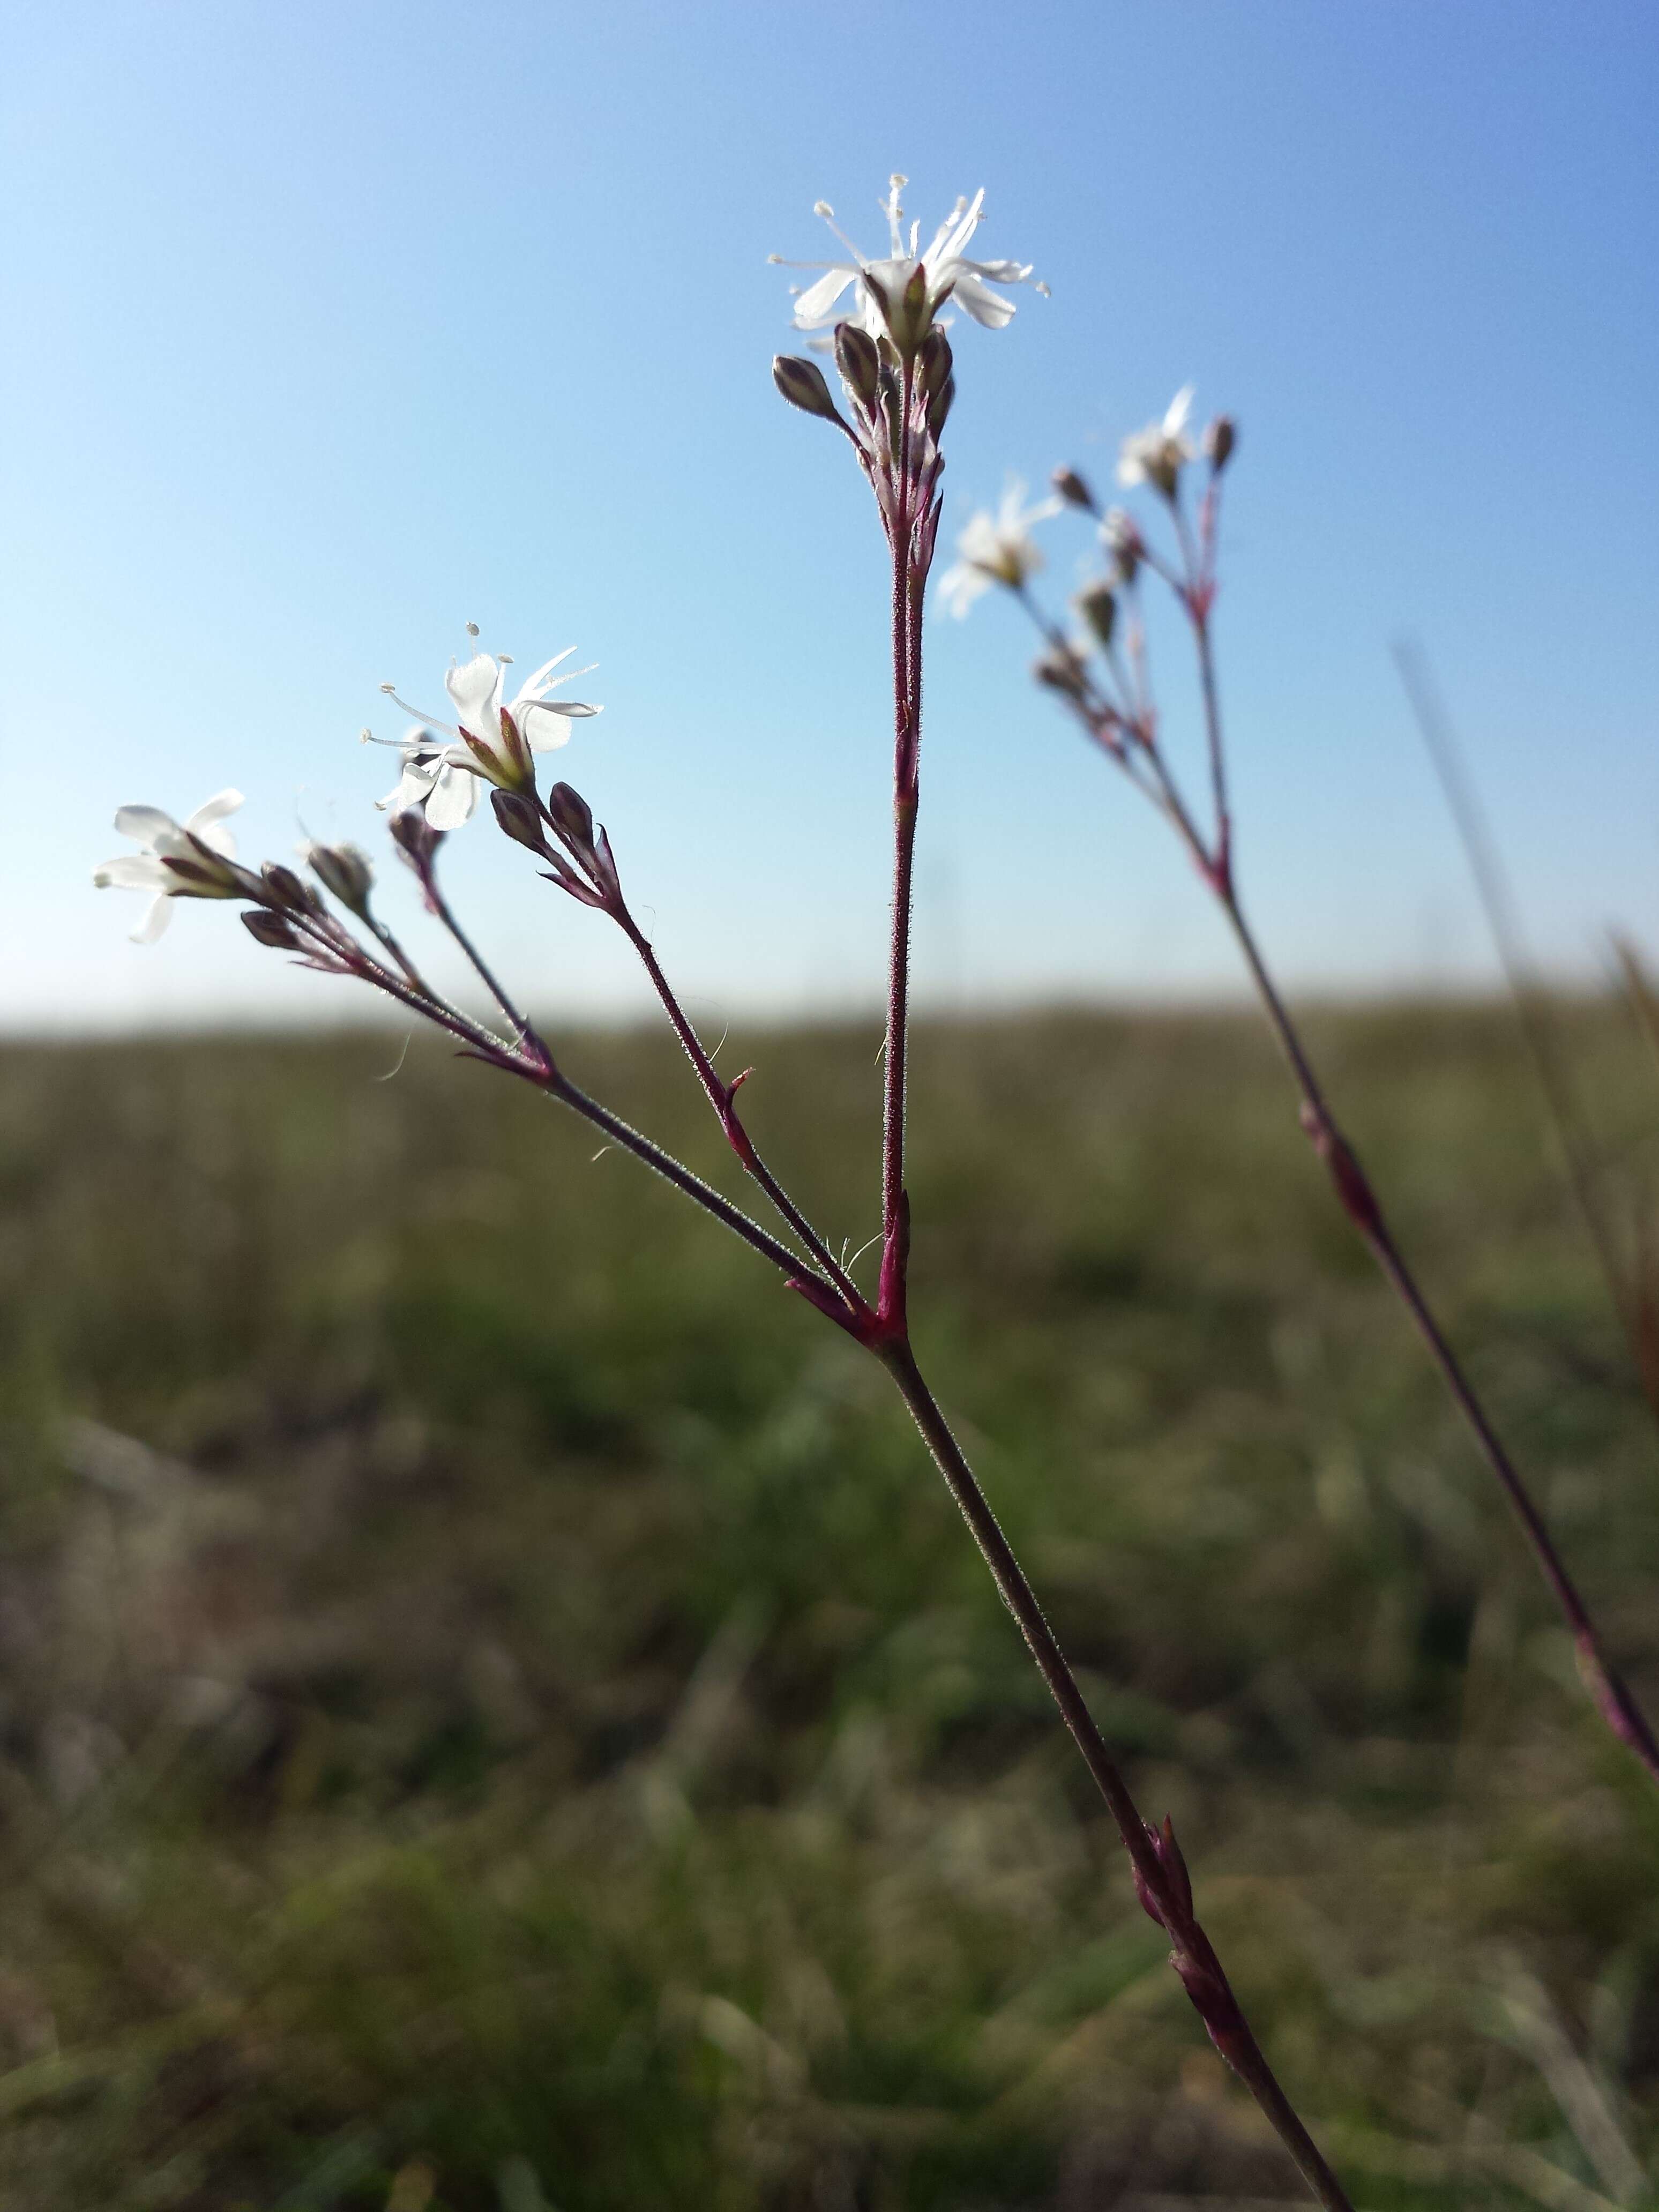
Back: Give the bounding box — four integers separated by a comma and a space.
2, 1003, 1658, 2210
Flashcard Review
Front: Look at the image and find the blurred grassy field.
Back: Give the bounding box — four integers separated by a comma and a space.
2, 1003, 1658, 2211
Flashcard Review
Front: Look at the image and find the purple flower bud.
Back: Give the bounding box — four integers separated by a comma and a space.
833, 323, 881, 408
916, 324, 953, 401
242, 908, 302, 950
545, 781, 595, 853
772, 356, 842, 424
388, 808, 443, 870
1076, 583, 1117, 650
1033, 645, 1089, 703
925, 372, 955, 439
305, 840, 375, 917
260, 862, 315, 913
491, 789, 550, 855
1204, 415, 1237, 471
1052, 466, 1097, 513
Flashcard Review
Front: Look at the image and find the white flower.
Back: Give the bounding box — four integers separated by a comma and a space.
772, 175, 1045, 358
93, 790, 247, 943
1117, 386, 1197, 498
374, 645, 600, 828
936, 482, 1061, 618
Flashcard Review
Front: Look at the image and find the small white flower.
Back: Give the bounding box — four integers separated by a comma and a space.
773, 175, 1045, 358
936, 482, 1062, 618
1117, 386, 1197, 498
373, 645, 600, 827
93, 790, 248, 943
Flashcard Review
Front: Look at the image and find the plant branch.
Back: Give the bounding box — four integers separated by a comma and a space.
613, 902, 869, 1318
878, 1336, 1355, 2212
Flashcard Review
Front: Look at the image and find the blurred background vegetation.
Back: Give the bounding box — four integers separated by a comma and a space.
2, 1003, 1658, 2210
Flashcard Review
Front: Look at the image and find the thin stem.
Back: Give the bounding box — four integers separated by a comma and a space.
1192, 615, 1232, 890
883, 362, 922, 1264
615, 903, 868, 1316
1394, 641, 1634, 1344
879, 1336, 1354, 2212
1036, 535, 1659, 1782
427, 875, 535, 1041
542, 1067, 840, 1295
1219, 885, 1659, 1782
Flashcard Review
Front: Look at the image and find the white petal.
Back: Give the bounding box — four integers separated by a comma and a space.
948, 271, 1017, 329
95, 854, 170, 891
512, 648, 578, 704
445, 653, 502, 740
113, 804, 179, 848
424, 765, 480, 831
793, 267, 856, 324
1164, 385, 1195, 436
131, 894, 174, 944
960, 257, 1030, 283
185, 788, 245, 839
932, 189, 985, 266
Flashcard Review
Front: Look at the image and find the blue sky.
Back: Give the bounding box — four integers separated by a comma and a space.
4, 0, 1655, 1030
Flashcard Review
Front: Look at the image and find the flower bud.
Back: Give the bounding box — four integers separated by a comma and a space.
388, 808, 443, 872
925, 372, 955, 439
1033, 644, 1090, 703
1204, 415, 1237, 471
490, 789, 550, 855
243, 908, 302, 950
305, 839, 375, 917
1075, 583, 1117, 650
260, 862, 315, 913
1103, 507, 1143, 584
833, 322, 880, 409
1052, 466, 1097, 513
916, 324, 953, 401
545, 781, 595, 853
772, 355, 842, 424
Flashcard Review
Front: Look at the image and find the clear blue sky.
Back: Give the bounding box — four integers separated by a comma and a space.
4, 0, 1655, 1030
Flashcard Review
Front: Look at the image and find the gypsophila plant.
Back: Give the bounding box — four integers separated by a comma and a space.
945, 390, 1659, 1791
96, 174, 1440, 2212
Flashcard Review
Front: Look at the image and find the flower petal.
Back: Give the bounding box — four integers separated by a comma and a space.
445, 653, 503, 740
95, 855, 170, 891
184, 788, 245, 840
113, 804, 179, 848
424, 765, 480, 831
948, 270, 1017, 328
131, 894, 174, 944
793, 267, 856, 324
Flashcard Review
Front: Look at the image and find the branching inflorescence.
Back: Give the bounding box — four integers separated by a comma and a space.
944, 387, 1659, 1791
101, 171, 1582, 2212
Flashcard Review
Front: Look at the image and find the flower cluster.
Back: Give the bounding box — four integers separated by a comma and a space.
375, 644, 600, 829
772, 175, 1045, 362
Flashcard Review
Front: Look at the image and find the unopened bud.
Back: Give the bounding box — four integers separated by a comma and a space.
1052, 466, 1097, 512
1033, 645, 1090, 703
833, 323, 880, 409
305, 839, 375, 916
772, 355, 841, 424
243, 908, 301, 950
1075, 583, 1117, 650
388, 807, 442, 871
925, 372, 955, 439
916, 324, 953, 401
545, 781, 595, 853
1103, 507, 1143, 584
260, 862, 314, 913
490, 789, 549, 855
1204, 415, 1237, 471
